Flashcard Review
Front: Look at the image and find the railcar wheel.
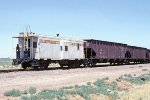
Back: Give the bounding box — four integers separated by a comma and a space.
60, 65, 63, 68
75, 61, 81, 68
68, 61, 78, 68
43, 63, 49, 69
83, 64, 88, 67
33, 66, 39, 70
91, 60, 97, 66
83, 59, 91, 67
110, 62, 113, 65
59, 64, 64, 68
68, 63, 75, 68
21, 62, 28, 69
44, 65, 48, 69
39, 60, 50, 69
22, 65, 27, 69
89, 62, 95, 67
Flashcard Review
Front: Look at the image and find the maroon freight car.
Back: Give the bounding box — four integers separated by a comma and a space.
84, 39, 149, 65
127, 46, 148, 63
146, 49, 150, 60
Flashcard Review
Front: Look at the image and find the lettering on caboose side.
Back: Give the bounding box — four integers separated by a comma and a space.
70, 43, 83, 46
39, 39, 60, 44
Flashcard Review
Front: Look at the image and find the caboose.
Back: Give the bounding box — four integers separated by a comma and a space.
13, 32, 85, 69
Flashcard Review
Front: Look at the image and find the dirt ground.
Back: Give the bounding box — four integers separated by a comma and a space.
0, 63, 150, 100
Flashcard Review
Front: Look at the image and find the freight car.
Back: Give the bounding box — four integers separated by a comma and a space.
13, 32, 85, 69
84, 39, 150, 66
13, 32, 150, 69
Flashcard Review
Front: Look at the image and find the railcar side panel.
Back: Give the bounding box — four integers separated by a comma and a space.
38, 37, 61, 60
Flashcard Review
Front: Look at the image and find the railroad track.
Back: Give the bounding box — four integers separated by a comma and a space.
0, 63, 147, 74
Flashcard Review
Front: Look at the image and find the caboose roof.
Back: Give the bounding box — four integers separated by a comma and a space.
13, 32, 85, 43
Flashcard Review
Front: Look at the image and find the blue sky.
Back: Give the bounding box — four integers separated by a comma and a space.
0, 0, 150, 58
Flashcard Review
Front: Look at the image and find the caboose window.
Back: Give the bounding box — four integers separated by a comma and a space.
77, 43, 80, 50
33, 42, 37, 48
60, 46, 63, 51
65, 46, 68, 51
28, 39, 30, 47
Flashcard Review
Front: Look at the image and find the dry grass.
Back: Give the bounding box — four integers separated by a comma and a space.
121, 83, 150, 100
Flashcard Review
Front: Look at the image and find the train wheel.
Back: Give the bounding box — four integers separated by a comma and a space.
33, 66, 39, 70
68, 61, 75, 68
60, 65, 64, 68
75, 62, 80, 68
44, 64, 48, 69
39, 60, 49, 69
83, 59, 91, 67
83, 64, 88, 67
21, 62, 28, 69
59, 64, 64, 68
110, 62, 113, 65
68, 63, 75, 68
91, 60, 97, 66
91, 62, 96, 66
43, 62, 49, 69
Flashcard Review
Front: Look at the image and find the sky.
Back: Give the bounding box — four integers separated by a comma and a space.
0, 0, 150, 58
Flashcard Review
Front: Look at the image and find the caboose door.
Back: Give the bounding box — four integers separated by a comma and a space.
22, 38, 31, 59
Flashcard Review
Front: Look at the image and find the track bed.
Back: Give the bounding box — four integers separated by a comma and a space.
0, 63, 150, 99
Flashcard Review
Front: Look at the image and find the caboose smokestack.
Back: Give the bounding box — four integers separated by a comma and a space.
56, 34, 59, 37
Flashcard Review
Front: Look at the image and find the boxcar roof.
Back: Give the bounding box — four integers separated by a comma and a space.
84, 39, 127, 46
126, 45, 147, 49
85, 39, 148, 49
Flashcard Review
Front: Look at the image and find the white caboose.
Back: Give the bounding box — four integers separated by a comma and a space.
13, 32, 85, 69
